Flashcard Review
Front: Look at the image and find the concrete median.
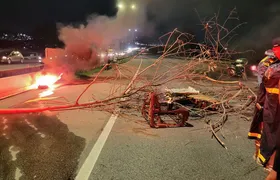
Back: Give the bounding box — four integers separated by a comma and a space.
0, 65, 43, 78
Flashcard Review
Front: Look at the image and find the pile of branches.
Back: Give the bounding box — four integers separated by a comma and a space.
0, 9, 257, 148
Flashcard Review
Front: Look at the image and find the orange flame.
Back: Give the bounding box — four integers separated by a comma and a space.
29, 73, 63, 97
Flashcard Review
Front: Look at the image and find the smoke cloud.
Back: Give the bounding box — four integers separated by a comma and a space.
49, 0, 280, 73
51, 0, 153, 75
231, 2, 280, 61
147, 0, 280, 61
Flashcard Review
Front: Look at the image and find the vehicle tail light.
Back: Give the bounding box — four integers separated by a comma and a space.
250, 65, 257, 71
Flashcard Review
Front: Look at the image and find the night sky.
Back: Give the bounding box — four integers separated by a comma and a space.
0, 0, 279, 56
0, 0, 116, 32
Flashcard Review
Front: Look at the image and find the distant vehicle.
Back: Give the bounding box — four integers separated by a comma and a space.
0, 50, 24, 64
227, 58, 248, 80
23, 52, 43, 63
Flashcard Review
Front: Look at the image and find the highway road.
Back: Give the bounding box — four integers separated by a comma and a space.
0, 57, 267, 180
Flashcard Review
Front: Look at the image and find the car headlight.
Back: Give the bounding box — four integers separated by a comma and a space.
2, 56, 7, 59
38, 56, 42, 60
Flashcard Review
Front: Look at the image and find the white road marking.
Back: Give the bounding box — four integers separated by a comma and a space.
24, 119, 46, 138
9, 146, 20, 161
15, 167, 22, 180
2, 117, 9, 139
38, 132, 46, 138
75, 112, 119, 180
2, 117, 7, 123
24, 119, 38, 131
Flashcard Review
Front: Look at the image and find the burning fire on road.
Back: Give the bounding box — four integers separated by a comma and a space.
29, 73, 63, 97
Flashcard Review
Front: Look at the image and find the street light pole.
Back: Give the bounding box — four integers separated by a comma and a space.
117, 1, 138, 49
127, 28, 138, 45
133, 29, 137, 43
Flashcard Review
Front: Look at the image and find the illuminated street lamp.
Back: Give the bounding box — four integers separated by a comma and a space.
128, 29, 131, 31
134, 29, 137, 32
131, 4, 136, 10
118, 2, 136, 11
117, 3, 124, 9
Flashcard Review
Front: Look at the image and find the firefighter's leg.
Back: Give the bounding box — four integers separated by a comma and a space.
259, 123, 276, 167
254, 139, 261, 160
248, 107, 263, 139
248, 83, 266, 140
250, 83, 266, 160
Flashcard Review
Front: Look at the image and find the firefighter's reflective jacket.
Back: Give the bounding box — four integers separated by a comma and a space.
258, 62, 280, 165
248, 57, 275, 139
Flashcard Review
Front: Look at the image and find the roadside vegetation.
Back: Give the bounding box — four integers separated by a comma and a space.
75, 57, 131, 78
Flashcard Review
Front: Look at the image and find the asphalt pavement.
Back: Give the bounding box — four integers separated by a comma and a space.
0, 88, 85, 180
0, 113, 85, 180
0, 83, 113, 180
90, 112, 267, 180
0, 57, 268, 180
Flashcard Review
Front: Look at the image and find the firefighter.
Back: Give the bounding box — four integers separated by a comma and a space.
248, 49, 278, 161
257, 50, 276, 85
257, 44, 280, 171
265, 127, 280, 180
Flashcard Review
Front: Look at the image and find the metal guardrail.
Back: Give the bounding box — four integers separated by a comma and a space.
0, 65, 44, 78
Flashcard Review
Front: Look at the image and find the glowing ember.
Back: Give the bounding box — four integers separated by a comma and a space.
29, 73, 63, 97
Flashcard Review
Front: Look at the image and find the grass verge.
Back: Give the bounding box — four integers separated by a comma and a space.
75, 57, 131, 79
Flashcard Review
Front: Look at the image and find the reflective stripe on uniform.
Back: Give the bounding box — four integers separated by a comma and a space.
266, 87, 279, 94
263, 62, 270, 67
258, 149, 266, 164
260, 56, 273, 67
248, 132, 261, 139
261, 56, 269, 62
